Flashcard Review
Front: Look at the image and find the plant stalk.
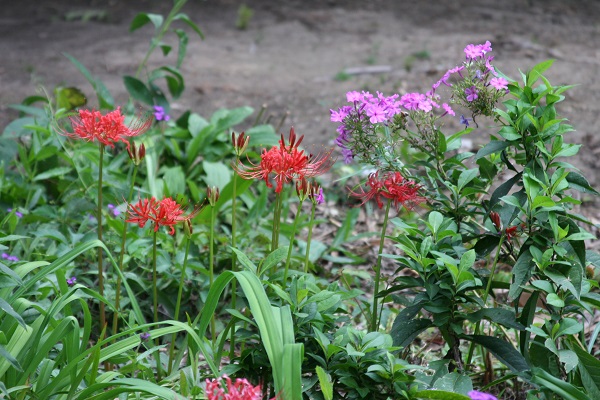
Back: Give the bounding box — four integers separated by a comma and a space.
303, 202, 317, 273
168, 237, 191, 374
370, 199, 391, 332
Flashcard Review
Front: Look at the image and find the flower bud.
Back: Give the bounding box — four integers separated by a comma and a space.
489, 211, 501, 231
127, 142, 146, 165
232, 131, 250, 157
183, 219, 193, 238
207, 186, 220, 206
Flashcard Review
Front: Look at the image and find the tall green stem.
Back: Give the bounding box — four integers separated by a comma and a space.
370, 199, 392, 332
303, 202, 317, 273
230, 174, 238, 359
271, 192, 283, 252
466, 233, 506, 365
283, 201, 303, 283
97, 144, 105, 332
135, 0, 188, 78
112, 165, 138, 336
209, 204, 216, 343
152, 229, 163, 380
168, 237, 191, 374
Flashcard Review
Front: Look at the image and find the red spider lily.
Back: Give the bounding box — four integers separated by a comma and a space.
349, 170, 425, 210
205, 375, 266, 400
61, 107, 152, 149
234, 127, 334, 193
126, 196, 203, 235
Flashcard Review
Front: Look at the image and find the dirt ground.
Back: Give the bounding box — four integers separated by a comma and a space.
2, 0, 600, 213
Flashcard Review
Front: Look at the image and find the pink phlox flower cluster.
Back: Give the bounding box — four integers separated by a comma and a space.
464, 40, 492, 60
399, 92, 455, 117
205, 375, 264, 400
330, 90, 401, 164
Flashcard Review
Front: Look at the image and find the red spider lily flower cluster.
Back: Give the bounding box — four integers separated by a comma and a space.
234, 127, 334, 193
205, 375, 270, 400
349, 170, 425, 210
126, 196, 203, 235
61, 107, 152, 149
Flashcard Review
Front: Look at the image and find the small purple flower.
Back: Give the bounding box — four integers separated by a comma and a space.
460, 114, 470, 127
153, 106, 170, 122
464, 44, 484, 59
316, 187, 325, 205
140, 332, 151, 341
2, 253, 18, 262
342, 148, 353, 164
468, 390, 498, 400
465, 86, 479, 102
489, 77, 508, 90
107, 204, 121, 217
7, 208, 23, 218
67, 276, 77, 286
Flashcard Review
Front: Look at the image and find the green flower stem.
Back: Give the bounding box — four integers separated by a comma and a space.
209, 203, 217, 343
112, 165, 138, 337
466, 232, 506, 365
370, 199, 392, 332
230, 173, 238, 360
135, 0, 187, 78
168, 237, 191, 374
152, 229, 163, 380
97, 144, 106, 333
271, 192, 283, 252
303, 202, 317, 273
283, 200, 303, 283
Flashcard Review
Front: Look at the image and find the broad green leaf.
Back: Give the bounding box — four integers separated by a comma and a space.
33, 167, 72, 181
508, 249, 533, 300
123, 76, 154, 105
568, 342, 600, 398
391, 318, 432, 348
467, 335, 529, 374
531, 367, 591, 400
414, 390, 470, 399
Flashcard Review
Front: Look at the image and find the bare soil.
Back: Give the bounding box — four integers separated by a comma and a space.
2, 0, 600, 212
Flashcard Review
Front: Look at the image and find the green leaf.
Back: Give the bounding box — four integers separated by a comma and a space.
123, 76, 154, 105
33, 167, 72, 181
391, 318, 432, 348
457, 169, 478, 192
467, 335, 529, 374
414, 390, 470, 399
476, 140, 511, 159
467, 308, 525, 330
316, 366, 334, 400
129, 13, 163, 31
498, 126, 521, 141
509, 249, 533, 300
174, 13, 205, 39
246, 124, 279, 147
566, 172, 600, 195
568, 342, 600, 398
531, 367, 590, 400
203, 160, 232, 189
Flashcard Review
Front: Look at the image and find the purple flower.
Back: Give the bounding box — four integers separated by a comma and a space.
342, 148, 353, 164
489, 77, 508, 90
7, 208, 23, 218
67, 276, 77, 286
107, 204, 121, 217
316, 187, 325, 205
153, 106, 170, 122
140, 332, 151, 341
2, 253, 18, 262
460, 114, 470, 127
479, 40, 492, 54
465, 86, 479, 102
468, 390, 498, 400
